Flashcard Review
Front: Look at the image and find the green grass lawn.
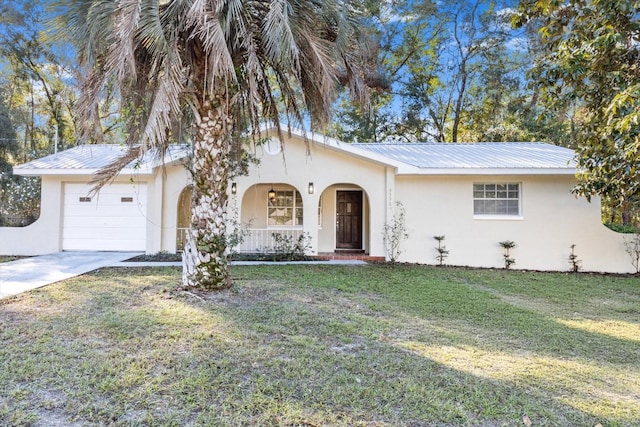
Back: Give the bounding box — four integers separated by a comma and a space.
0, 265, 638, 426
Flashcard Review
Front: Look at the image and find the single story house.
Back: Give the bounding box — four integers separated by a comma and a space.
0, 128, 633, 273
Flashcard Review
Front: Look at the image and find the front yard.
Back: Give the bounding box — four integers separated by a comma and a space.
0, 265, 638, 426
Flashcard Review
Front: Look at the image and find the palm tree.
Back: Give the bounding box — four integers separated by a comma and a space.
63, 0, 371, 289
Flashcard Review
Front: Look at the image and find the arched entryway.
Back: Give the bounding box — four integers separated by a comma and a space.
317, 183, 370, 254
176, 186, 192, 251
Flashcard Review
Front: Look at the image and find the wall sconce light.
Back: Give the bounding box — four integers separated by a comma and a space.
231, 182, 237, 195
268, 187, 276, 202
308, 182, 314, 194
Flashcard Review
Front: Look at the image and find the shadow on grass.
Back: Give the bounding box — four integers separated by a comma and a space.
251, 264, 640, 364
0, 265, 638, 426
205, 292, 602, 425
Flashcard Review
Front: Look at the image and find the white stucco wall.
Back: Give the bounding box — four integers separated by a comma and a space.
395, 174, 633, 273
0, 176, 63, 255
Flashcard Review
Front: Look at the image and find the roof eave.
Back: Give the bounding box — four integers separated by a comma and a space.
13, 167, 155, 177
396, 167, 577, 175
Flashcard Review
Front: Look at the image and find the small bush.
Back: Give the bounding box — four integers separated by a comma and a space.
434, 235, 449, 266
254, 232, 311, 261
624, 233, 640, 274
568, 244, 581, 273
498, 240, 517, 269
383, 201, 408, 264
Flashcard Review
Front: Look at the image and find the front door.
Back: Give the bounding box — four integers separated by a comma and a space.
336, 191, 363, 250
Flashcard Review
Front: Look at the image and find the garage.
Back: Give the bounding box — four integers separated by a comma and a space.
62, 182, 148, 251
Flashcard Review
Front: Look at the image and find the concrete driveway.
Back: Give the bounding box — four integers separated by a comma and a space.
0, 252, 141, 299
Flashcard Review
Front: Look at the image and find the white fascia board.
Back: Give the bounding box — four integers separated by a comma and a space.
396, 167, 577, 176
13, 167, 154, 177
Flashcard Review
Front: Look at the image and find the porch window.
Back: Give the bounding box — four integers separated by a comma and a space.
268, 189, 303, 226
473, 183, 520, 216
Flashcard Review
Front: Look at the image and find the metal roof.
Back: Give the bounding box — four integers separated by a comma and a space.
13, 137, 577, 178
351, 142, 576, 170
14, 144, 190, 176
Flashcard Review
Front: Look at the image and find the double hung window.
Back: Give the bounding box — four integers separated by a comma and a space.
268, 190, 303, 226
473, 183, 520, 216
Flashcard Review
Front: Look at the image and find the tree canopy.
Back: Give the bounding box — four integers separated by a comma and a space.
0, 0, 75, 226
517, 0, 640, 212
332, 0, 570, 145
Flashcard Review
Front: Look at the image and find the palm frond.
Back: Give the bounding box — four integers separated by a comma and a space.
89, 145, 141, 190
137, 0, 170, 54
75, 65, 110, 142
298, 31, 339, 124
105, 0, 141, 82
138, 44, 186, 153
186, 0, 236, 83
262, 0, 300, 69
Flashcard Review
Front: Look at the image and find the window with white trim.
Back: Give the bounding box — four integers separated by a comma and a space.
268, 189, 303, 226
473, 183, 520, 216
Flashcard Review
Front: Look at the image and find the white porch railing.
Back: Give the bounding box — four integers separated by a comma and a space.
177, 227, 305, 253
176, 227, 189, 252
238, 228, 305, 253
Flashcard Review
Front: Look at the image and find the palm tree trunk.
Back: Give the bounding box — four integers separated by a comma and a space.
182, 94, 232, 289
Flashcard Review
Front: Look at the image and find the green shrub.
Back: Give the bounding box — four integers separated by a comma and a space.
605, 222, 639, 234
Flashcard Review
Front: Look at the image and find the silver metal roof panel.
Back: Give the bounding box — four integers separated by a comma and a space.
14, 144, 190, 175
352, 142, 576, 169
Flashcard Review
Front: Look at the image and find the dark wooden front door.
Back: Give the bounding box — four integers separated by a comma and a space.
336, 191, 363, 250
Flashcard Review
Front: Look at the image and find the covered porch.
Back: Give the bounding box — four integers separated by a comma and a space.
233, 182, 373, 256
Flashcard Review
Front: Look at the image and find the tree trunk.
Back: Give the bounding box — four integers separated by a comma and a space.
451, 67, 467, 143
182, 93, 232, 290
622, 200, 632, 226
30, 84, 36, 152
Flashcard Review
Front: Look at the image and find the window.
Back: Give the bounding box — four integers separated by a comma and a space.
473, 183, 520, 216
79, 197, 91, 202
268, 189, 303, 226
121, 197, 133, 203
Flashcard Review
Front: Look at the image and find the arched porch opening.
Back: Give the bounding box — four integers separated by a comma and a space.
176, 186, 192, 252
317, 183, 371, 255
238, 183, 307, 253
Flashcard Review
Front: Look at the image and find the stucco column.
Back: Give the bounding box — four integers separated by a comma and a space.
302, 191, 319, 255
146, 173, 163, 254
383, 167, 396, 260
385, 167, 395, 224
227, 182, 242, 253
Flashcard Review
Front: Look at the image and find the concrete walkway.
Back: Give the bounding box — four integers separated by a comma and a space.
1, 252, 368, 299
0, 252, 141, 299
110, 259, 368, 267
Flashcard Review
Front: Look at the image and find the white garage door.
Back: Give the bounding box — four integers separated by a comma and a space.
63, 182, 147, 251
